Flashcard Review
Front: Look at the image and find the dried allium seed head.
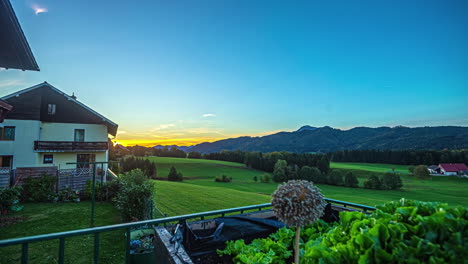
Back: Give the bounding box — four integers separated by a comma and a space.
271, 180, 325, 227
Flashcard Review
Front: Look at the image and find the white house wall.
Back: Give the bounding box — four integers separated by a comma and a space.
0, 120, 41, 168
0, 120, 109, 169
38, 152, 108, 170
41, 123, 108, 141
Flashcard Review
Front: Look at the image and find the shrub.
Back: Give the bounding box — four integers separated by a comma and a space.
363, 175, 381, 189
260, 174, 271, 183
253, 176, 258, 183
84, 179, 121, 201
215, 174, 232, 183
115, 169, 154, 222
298, 166, 322, 183
273, 160, 288, 182
167, 166, 183, 181
382, 172, 403, 190
343, 171, 359, 188
414, 165, 430, 179
56, 187, 80, 202
315, 171, 328, 184
327, 170, 344, 186
0, 187, 22, 215
408, 166, 415, 174
21, 174, 57, 202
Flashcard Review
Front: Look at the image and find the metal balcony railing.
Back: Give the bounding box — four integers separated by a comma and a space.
34, 141, 108, 152
0, 199, 375, 264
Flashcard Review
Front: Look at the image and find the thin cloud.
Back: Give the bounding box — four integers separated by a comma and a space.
151, 124, 176, 131
203, 113, 216, 118
31, 4, 48, 15
117, 131, 127, 134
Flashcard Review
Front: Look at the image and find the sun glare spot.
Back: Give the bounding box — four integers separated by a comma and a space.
31, 4, 48, 15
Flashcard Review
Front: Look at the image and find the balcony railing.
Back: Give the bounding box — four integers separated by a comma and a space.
34, 141, 108, 152
0, 199, 375, 264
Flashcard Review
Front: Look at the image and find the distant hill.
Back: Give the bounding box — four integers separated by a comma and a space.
153, 145, 193, 152
189, 126, 468, 153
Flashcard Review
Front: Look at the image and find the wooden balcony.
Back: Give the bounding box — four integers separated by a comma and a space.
34, 141, 108, 152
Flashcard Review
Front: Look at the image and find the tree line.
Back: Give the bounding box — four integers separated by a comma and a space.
328, 149, 468, 165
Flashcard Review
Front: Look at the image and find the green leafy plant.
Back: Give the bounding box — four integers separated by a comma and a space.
115, 169, 154, 222
21, 174, 57, 202
214, 174, 232, 182
260, 174, 271, 183
0, 187, 23, 215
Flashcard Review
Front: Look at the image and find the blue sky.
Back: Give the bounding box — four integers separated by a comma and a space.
1, 0, 467, 145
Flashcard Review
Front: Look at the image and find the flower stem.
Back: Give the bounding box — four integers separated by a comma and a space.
295, 226, 301, 264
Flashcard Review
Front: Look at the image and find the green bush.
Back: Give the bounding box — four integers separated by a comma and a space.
21, 174, 57, 202
363, 175, 381, 189
219, 199, 467, 264
343, 171, 359, 187
273, 160, 288, 183
381, 172, 403, 190
253, 176, 258, 183
0, 187, 23, 215
414, 165, 430, 179
167, 166, 183, 181
260, 174, 271, 183
327, 170, 344, 186
84, 179, 121, 201
215, 174, 232, 182
298, 166, 321, 183
115, 169, 154, 222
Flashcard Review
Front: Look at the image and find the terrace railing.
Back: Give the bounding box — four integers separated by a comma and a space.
0, 199, 375, 264
34, 141, 108, 152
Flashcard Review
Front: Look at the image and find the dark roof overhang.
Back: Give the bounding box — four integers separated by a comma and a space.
0, 100, 13, 123
0, 0, 40, 71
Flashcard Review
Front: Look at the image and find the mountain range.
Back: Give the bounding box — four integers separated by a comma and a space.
184, 126, 468, 154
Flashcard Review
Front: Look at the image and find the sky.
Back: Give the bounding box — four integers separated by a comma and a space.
1, 0, 467, 146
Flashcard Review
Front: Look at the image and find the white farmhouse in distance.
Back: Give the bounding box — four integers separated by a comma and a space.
0, 82, 118, 188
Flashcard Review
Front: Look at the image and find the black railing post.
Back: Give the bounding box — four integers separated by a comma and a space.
94, 233, 99, 264
125, 229, 130, 264
58, 238, 65, 264
21, 243, 28, 264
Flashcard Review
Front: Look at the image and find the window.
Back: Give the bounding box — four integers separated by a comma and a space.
74, 129, 85, 142
0, 126, 15, 140
48, 104, 56, 115
43, 154, 53, 164
77, 154, 95, 168
0, 156, 13, 168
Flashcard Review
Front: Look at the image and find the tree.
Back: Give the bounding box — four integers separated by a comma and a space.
253, 176, 258, 183
188, 151, 202, 159
298, 166, 321, 182
286, 164, 299, 180
273, 160, 288, 182
317, 156, 330, 175
344, 171, 359, 188
414, 165, 430, 179
327, 170, 344, 186
364, 175, 381, 189
168, 166, 183, 181
408, 166, 415, 174
382, 173, 403, 190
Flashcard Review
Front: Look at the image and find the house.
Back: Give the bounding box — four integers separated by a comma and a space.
438, 163, 468, 176
427, 165, 440, 174
0, 0, 40, 71
0, 82, 118, 188
114, 144, 130, 157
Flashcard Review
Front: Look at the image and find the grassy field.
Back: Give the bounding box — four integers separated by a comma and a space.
0, 202, 124, 264
1, 157, 467, 263
149, 157, 468, 207
330, 162, 411, 174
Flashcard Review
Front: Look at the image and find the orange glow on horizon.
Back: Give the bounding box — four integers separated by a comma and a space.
115, 138, 221, 147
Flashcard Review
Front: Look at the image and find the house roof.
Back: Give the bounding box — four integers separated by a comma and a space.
0, 100, 13, 123
1, 82, 118, 136
428, 165, 439, 170
0, 0, 39, 71
439, 163, 468, 172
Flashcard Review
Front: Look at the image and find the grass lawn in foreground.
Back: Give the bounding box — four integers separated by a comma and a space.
0, 202, 123, 264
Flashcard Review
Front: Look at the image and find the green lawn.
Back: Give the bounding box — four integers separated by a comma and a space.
150, 157, 468, 208
0, 202, 123, 264
1, 157, 467, 263
330, 162, 411, 174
